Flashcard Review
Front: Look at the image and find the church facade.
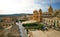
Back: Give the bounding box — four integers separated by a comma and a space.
30, 5, 60, 27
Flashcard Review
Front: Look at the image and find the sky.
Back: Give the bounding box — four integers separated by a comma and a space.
0, 0, 60, 14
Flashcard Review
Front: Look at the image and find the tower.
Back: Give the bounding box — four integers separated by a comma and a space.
33, 10, 38, 21
48, 0, 53, 15
48, 5, 53, 15
38, 9, 42, 22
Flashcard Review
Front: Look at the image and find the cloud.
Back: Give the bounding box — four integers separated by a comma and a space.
0, 0, 60, 14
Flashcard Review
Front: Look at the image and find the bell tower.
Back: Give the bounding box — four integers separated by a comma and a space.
48, 5, 53, 15
33, 10, 38, 21
38, 9, 42, 22
48, 0, 53, 15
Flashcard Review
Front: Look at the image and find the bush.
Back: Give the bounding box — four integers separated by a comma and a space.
23, 23, 44, 29
20, 20, 27, 22
23, 23, 38, 27
38, 24, 44, 28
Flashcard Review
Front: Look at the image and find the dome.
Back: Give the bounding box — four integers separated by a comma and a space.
33, 10, 38, 13
39, 9, 42, 12
48, 5, 53, 12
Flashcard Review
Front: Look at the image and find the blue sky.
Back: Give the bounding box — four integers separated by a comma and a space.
52, 2, 60, 9
0, 0, 60, 14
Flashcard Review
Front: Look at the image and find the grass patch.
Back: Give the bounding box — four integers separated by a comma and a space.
22, 23, 44, 29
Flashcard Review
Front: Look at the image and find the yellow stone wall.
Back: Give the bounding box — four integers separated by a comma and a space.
38, 9, 42, 22
33, 10, 38, 21
33, 9, 42, 22
48, 5, 53, 15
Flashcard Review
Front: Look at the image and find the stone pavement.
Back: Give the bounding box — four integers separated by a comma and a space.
29, 29, 60, 37
44, 29, 60, 37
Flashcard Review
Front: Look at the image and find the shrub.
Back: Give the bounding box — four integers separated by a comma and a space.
23, 23, 38, 27
23, 23, 44, 29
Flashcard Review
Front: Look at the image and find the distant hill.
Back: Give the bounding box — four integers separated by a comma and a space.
0, 14, 32, 17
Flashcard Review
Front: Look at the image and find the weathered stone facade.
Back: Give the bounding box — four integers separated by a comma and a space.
33, 9, 42, 22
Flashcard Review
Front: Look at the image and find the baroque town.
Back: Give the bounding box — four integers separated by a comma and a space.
0, 0, 60, 37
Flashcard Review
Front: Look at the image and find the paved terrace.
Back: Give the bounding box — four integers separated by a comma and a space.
29, 29, 60, 37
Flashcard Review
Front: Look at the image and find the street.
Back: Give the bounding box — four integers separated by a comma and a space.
16, 21, 28, 37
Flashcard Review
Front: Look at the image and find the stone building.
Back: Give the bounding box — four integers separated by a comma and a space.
0, 16, 20, 37
48, 5, 53, 15
0, 16, 17, 29
30, 5, 60, 27
31, 5, 54, 22
0, 26, 4, 37
42, 5, 60, 28
32, 9, 42, 22
33, 10, 38, 21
